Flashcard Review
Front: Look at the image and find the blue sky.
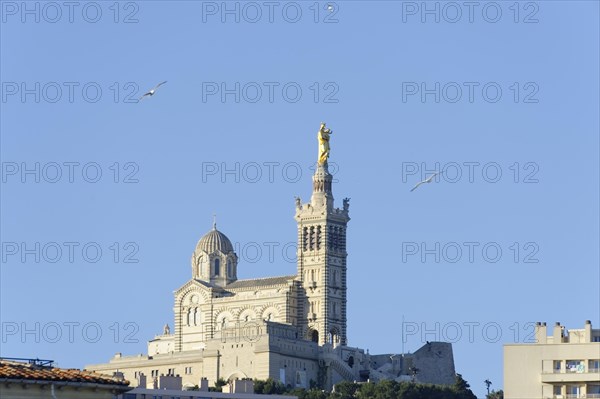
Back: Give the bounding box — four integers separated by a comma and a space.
1, 1, 599, 397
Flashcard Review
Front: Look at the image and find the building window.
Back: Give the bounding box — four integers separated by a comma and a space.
328, 329, 338, 344
566, 360, 584, 373
227, 260, 232, 277
589, 359, 600, 373
553, 360, 562, 373
303, 227, 308, 251
214, 258, 220, 276
567, 385, 582, 396
553, 385, 562, 395
316, 226, 322, 250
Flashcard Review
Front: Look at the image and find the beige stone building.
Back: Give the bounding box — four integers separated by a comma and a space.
504, 320, 600, 399
87, 128, 456, 390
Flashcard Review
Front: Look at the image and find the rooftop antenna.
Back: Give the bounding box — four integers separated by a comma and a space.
401, 315, 405, 354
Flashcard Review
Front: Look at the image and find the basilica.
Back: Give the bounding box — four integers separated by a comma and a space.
87, 124, 455, 390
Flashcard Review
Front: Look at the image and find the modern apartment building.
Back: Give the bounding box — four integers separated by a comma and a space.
504, 320, 600, 399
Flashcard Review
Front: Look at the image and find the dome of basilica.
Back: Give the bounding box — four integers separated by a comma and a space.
195, 224, 234, 254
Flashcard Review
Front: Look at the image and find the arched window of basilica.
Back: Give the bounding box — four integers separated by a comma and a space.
302, 227, 308, 251
214, 258, 220, 276
316, 226, 322, 250
310, 330, 319, 343
227, 260, 232, 277
347, 356, 354, 368
328, 328, 339, 344
186, 308, 191, 326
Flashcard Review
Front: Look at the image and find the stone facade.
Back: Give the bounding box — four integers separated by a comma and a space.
87, 154, 455, 390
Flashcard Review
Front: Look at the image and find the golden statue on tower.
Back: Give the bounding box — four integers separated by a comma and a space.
318, 122, 332, 165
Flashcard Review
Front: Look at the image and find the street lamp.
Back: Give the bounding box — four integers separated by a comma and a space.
484, 379, 492, 395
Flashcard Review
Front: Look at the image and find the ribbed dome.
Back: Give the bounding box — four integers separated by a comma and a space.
195, 224, 234, 254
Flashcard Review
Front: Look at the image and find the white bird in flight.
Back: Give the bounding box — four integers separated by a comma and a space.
410, 171, 443, 192
139, 81, 167, 101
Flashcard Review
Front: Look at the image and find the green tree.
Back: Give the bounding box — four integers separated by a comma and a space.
253, 379, 266, 394
208, 377, 227, 392
487, 389, 504, 399
255, 373, 479, 399
375, 379, 400, 399
452, 374, 477, 399
253, 378, 286, 394
356, 381, 376, 399
302, 388, 328, 399
332, 381, 360, 399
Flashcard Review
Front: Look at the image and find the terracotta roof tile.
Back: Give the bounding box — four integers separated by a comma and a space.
0, 360, 129, 386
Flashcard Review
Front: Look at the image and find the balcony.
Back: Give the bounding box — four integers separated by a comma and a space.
541, 370, 600, 383
550, 395, 600, 399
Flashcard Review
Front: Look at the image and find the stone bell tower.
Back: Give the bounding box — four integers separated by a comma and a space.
295, 123, 350, 346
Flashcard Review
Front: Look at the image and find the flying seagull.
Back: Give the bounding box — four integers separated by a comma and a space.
139, 81, 167, 101
410, 171, 443, 192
